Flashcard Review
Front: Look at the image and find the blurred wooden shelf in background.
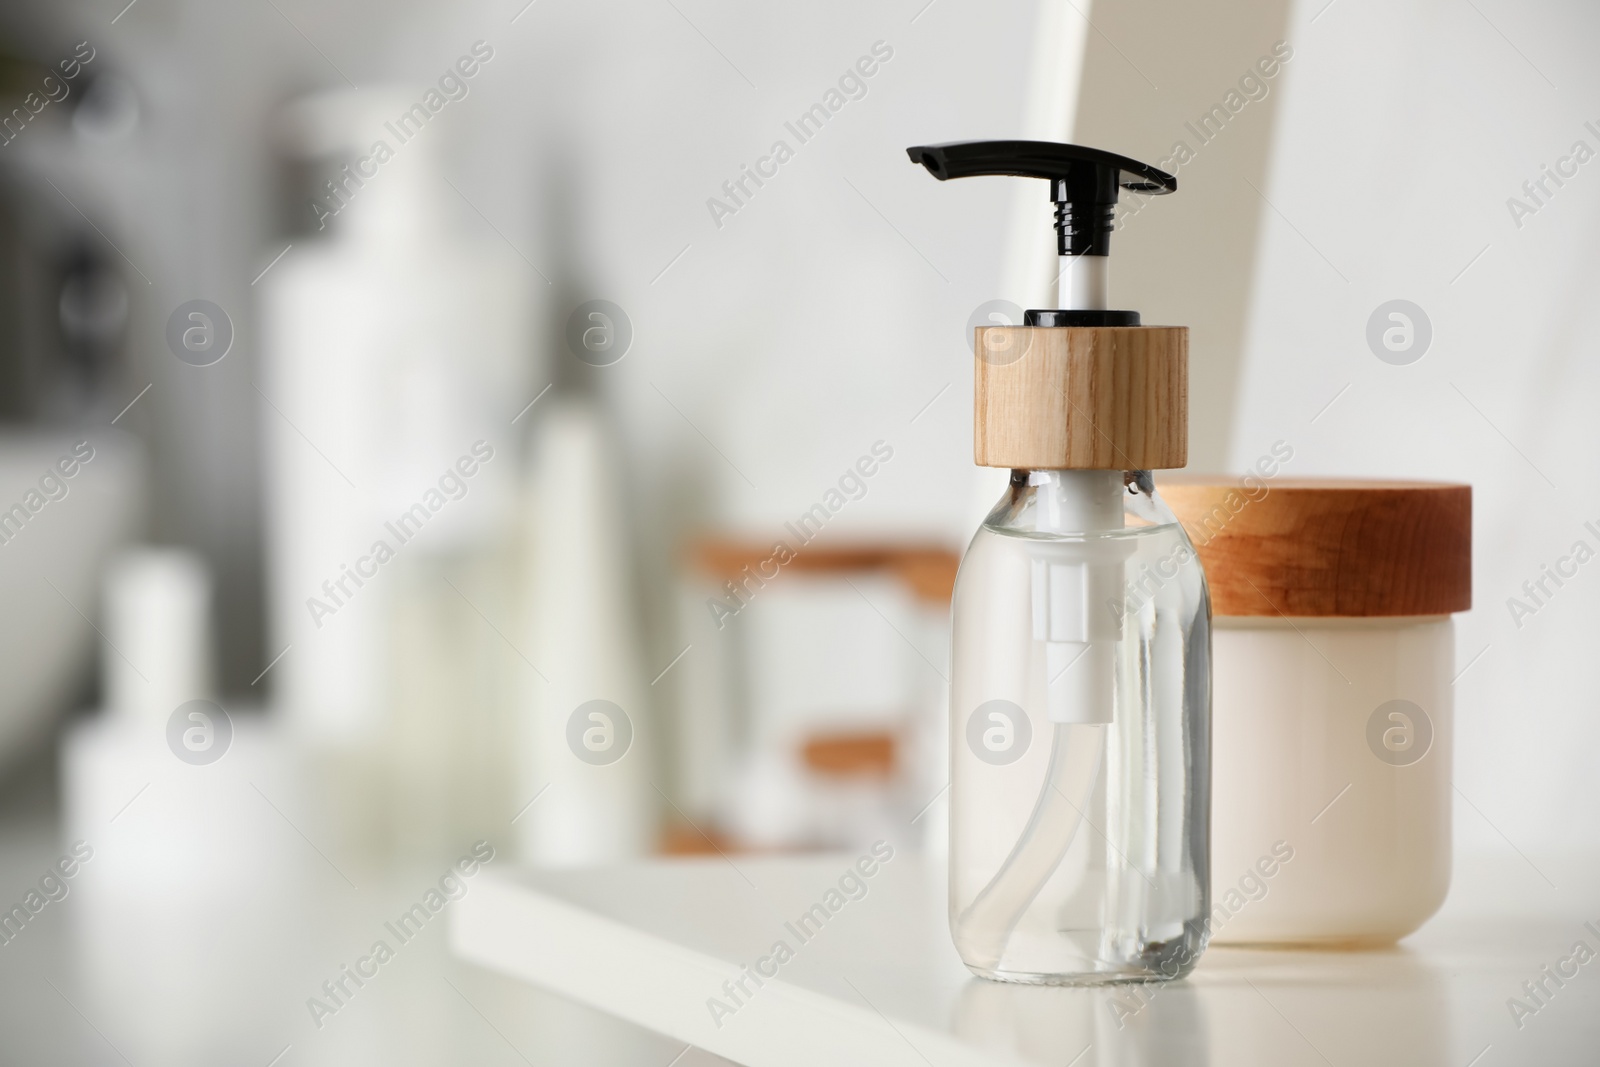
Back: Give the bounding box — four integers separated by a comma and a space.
686, 538, 960, 605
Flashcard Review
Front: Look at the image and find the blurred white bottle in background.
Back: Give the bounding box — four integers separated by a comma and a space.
102, 548, 213, 722
518, 399, 654, 864
63, 548, 217, 847
63, 547, 290, 887
62, 548, 297, 1065
261, 88, 538, 860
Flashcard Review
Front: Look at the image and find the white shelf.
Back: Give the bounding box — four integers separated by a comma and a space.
452, 852, 1600, 1066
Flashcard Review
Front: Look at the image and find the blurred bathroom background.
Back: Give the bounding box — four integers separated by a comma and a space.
1, 0, 1598, 1062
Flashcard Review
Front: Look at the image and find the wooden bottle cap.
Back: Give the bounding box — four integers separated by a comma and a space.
974, 326, 1188, 470
1160, 478, 1472, 617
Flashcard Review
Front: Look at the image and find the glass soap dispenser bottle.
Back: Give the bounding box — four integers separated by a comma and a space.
906, 141, 1211, 984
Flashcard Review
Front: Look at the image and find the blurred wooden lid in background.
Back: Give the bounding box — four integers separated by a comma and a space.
687, 539, 960, 605
1161, 477, 1472, 617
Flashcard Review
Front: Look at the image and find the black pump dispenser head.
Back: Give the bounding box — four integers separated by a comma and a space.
906, 140, 1176, 325
905, 140, 1175, 257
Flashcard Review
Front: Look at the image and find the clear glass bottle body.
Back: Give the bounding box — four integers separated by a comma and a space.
949, 470, 1211, 983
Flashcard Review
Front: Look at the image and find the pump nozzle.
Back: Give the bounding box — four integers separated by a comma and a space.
906, 141, 1174, 256
907, 141, 1176, 317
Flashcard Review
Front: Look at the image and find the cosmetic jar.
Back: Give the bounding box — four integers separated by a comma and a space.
1163, 478, 1470, 945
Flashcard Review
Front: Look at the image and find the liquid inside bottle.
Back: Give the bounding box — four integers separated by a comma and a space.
949, 469, 1210, 983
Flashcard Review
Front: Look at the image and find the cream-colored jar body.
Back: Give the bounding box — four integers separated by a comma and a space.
1210, 615, 1452, 945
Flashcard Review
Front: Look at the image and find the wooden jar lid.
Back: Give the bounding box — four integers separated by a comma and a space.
1161, 478, 1472, 617
974, 326, 1188, 470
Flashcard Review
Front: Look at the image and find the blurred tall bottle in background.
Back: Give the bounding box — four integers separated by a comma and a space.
518, 399, 655, 864
260, 89, 539, 861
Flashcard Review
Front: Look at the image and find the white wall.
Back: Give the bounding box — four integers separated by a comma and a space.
24, 0, 1045, 688
456, 0, 1041, 546
1233, 0, 1600, 861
